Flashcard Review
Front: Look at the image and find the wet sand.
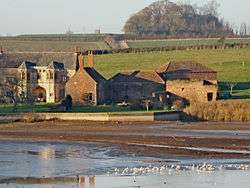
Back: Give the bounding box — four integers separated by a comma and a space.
0, 120, 250, 158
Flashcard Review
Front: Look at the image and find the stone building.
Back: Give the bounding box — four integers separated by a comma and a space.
157, 61, 218, 104
108, 70, 165, 104
65, 52, 106, 105
0, 52, 77, 103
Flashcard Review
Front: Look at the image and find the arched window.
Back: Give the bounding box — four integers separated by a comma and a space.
47, 71, 54, 80
20, 71, 25, 80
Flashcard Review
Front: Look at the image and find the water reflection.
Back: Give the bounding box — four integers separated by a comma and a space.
0, 140, 250, 188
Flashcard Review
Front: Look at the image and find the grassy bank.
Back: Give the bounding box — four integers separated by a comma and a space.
0, 104, 170, 114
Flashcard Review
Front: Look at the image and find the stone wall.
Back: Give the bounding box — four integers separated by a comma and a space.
0, 112, 180, 122
166, 80, 218, 103
109, 82, 165, 103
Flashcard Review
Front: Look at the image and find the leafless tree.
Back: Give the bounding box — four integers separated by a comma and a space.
0, 78, 25, 112
240, 23, 247, 36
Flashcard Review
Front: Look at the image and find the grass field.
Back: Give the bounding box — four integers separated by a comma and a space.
127, 38, 250, 48
93, 48, 250, 98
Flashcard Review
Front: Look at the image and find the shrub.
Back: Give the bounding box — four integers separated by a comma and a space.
184, 100, 250, 121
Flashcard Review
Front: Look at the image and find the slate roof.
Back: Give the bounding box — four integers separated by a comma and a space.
0, 52, 77, 69
110, 70, 165, 84
48, 61, 65, 70
84, 67, 106, 83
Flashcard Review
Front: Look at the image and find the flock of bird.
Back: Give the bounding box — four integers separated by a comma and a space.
110, 163, 249, 176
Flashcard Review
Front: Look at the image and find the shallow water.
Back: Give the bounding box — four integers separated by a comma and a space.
0, 140, 250, 188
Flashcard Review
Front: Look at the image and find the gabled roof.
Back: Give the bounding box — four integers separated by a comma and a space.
110, 70, 165, 84
48, 61, 64, 70
18, 61, 36, 69
157, 61, 216, 73
0, 52, 76, 69
84, 67, 106, 83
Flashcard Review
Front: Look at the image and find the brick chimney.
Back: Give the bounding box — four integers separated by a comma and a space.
88, 51, 94, 68
78, 54, 84, 71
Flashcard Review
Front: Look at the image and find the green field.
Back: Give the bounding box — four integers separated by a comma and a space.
93, 48, 250, 98
127, 38, 250, 48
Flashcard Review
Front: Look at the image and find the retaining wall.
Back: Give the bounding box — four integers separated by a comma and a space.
0, 112, 180, 122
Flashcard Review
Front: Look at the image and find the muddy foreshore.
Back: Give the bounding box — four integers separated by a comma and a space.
0, 120, 250, 158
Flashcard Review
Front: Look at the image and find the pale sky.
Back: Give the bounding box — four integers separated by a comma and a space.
0, 0, 249, 35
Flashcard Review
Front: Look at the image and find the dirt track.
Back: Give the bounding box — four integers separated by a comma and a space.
0, 120, 250, 158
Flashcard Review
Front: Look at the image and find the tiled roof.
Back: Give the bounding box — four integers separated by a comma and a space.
157, 61, 216, 73
0, 52, 77, 69
110, 70, 165, 84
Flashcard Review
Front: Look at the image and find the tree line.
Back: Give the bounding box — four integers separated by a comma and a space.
123, 0, 236, 37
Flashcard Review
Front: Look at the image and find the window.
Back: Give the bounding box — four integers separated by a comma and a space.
207, 93, 213, 101
5, 77, 17, 83
20, 71, 25, 80
47, 71, 54, 80
82, 93, 94, 103
37, 73, 41, 80
27, 72, 30, 80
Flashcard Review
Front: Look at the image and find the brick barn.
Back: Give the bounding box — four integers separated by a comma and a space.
65, 52, 106, 105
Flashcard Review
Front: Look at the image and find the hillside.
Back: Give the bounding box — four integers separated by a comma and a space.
93, 48, 250, 99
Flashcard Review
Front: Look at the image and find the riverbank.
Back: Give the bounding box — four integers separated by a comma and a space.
0, 121, 250, 158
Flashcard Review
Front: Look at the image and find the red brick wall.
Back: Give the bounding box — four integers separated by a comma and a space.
66, 70, 96, 105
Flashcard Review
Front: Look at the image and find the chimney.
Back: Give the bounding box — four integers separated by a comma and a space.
88, 51, 94, 68
79, 54, 84, 71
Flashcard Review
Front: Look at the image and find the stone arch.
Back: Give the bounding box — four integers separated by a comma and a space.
32, 86, 47, 102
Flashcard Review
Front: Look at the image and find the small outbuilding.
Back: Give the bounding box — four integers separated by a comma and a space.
65, 52, 106, 105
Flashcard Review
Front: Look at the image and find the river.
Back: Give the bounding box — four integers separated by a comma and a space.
0, 140, 250, 188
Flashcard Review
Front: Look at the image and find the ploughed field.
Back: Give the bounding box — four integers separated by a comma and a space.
94, 48, 250, 99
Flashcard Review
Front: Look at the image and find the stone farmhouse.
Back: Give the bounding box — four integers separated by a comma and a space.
0, 50, 218, 106
157, 61, 218, 104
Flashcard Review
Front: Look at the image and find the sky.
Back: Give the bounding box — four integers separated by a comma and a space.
0, 0, 249, 35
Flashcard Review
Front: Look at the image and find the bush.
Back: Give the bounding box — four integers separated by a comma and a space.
184, 100, 250, 121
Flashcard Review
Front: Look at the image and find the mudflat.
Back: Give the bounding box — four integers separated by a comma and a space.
0, 120, 250, 158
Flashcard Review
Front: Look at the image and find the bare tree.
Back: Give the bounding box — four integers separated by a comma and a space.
199, 0, 220, 16
0, 78, 25, 112
240, 23, 247, 36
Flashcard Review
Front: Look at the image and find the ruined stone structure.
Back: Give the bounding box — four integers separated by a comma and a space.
0, 52, 77, 103
157, 61, 218, 104
65, 52, 106, 105
18, 61, 66, 103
